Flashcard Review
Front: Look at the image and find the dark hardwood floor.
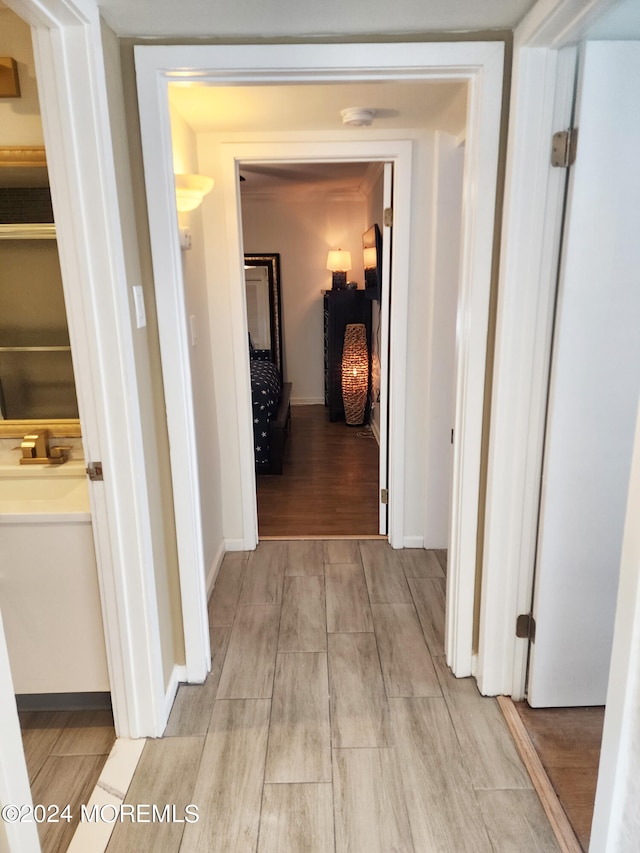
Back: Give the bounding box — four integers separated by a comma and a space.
514, 703, 605, 851
256, 404, 380, 537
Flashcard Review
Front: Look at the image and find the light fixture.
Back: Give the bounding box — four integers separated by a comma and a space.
342, 324, 369, 426
340, 107, 376, 127
174, 173, 214, 212
326, 249, 352, 290
0, 57, 20, 98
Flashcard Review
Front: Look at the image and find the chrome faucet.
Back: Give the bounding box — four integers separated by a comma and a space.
19, 430, 71, 465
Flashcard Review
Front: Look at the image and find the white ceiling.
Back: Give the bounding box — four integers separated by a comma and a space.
98, 0, 537, 38
169, 79, 467, 194
168, 80, 467, 135
237, 161, 377, 195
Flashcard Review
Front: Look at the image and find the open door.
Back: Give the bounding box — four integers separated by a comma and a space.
377, 162, 393, 535
527, 41, 640, 707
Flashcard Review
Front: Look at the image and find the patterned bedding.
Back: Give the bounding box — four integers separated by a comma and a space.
250, 355, 282, 467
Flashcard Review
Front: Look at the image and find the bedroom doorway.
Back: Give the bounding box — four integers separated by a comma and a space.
238, 159, 390, 538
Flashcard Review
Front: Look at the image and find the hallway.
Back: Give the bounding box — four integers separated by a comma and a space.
106, 541, 558, 852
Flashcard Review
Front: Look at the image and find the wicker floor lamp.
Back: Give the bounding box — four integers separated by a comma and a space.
341, 323, 368, 426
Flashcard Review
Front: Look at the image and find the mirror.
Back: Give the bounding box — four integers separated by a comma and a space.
0, 147, 80, 437
244, 253, 283, 375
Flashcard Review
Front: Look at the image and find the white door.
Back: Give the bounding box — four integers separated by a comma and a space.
527, 41, 640, 707
378, 162, 393, 535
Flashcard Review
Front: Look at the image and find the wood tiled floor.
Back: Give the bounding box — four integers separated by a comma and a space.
109, 541, 560, 852
19, 708, 115, 853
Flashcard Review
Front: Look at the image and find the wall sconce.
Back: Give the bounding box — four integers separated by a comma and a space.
174, 173, 214, 212
342, 323, 369, 426
0, 58, 20, 98
327, 249, 352, 290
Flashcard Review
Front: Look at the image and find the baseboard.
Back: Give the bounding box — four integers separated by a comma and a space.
370, 418, 381, 446
291, 397, 325, 406
164, 664, 187, 722
15, 692, 112, 712
206, 540, 226, 598
224, 538, 246, 552
403, 535, 425, 549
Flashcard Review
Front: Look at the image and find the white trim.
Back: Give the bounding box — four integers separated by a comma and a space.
403, 536, 425, 549
516, 0, 620, 48
225, 538, 247, 552
478, 44, 576, 698
479, 0, 636, 848
134, 39, 504, 687
164, 664, 188, 720
0, 612, 40, 852
206, 541, 226, 598
445, 42, 505, 677
220, 139, 412, 552
7, 0, 167, 737
370, 417, 381, 447
378, 161, 393, 537
591, 402, 640, 852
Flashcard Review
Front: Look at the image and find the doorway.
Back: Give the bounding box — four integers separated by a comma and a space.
238, 160, 386, 538
136, 40, 504, 686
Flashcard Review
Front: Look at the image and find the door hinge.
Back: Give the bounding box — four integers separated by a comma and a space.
551, 128, 578, 168
381, 488, 389, 504
383, 207, 393, 228
86, 461, 104, 482
516, 613, 536, 642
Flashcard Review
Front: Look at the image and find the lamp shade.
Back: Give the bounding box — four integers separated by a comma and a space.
326, 249, 352, 272
341, 323, 369, 426
175, 173, 214, 212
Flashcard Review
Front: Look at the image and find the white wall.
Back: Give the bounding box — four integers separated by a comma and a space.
169, 105, 225, 570
0, 7, 43, 145
241, 190, 367, 404
423, 132, 465, 547
100, 23, 186, 684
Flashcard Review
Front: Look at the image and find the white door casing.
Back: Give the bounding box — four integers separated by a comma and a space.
480, 0, 640, 848
134, 40, 505, 679
219, 141, 412, 551
378, 162, 393, 536
478, 0, 624, 701
7, 0, 168, 736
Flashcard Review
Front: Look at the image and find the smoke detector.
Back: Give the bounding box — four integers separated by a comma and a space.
340, 107, 376, 127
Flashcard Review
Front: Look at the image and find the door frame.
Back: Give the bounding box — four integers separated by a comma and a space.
134, 40, 504, 679
479, 0, 632, 848
220, 141, 410, 549
477, 0, 622, 698
7, 0, 167, 737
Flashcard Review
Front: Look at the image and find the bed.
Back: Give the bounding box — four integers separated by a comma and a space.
245, 253, 291, 474
250, 350, 291, 474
